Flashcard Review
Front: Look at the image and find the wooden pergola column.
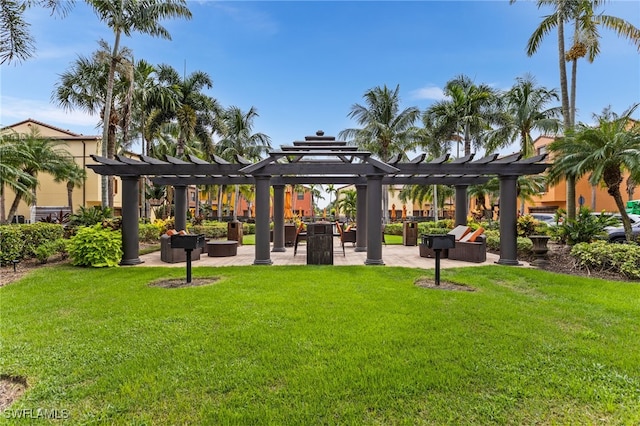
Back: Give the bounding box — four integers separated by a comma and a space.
365, 176, 384, 265
497, 175, 520, 266
455, 185, 468, 226
254, 175, 273, 265
355, 184, 367, 252
272, 184, 286, 252
120, 176, 142, 265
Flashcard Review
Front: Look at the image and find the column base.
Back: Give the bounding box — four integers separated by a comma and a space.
253, 259, 273, 265
120, 258, 143, 266
271, 247, 286, 253
495, 259, 522, 266
365, 258, 385, 265
354, 247, 367, 252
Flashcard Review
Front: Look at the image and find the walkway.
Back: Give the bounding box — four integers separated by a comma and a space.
137, 241, 508, 268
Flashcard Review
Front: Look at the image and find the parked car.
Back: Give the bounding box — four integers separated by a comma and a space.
605, 213, 640, 243
530, 213, 562, 225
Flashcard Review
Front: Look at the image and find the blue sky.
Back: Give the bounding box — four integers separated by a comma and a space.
1, 0, 639, 156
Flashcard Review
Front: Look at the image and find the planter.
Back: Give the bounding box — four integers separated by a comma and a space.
529, 235, 550, 267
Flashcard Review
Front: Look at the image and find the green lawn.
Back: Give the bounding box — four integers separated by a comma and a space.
1, 265, 639, 424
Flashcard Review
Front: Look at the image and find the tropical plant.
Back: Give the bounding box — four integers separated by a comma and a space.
0, 0, 72, 64
553, 207, 618, 244
0, 132, 37, 222
339, 84, 420, 222
68, 224, 122, 267
335, 189, 357, 220
485, 74, 563, 157
548, 104, 640, 241
53, 40, 134, 208
68, 205, 114, 229
86, 0, 191, 206
148, 64, 219, 158
424, 74, 502, 157
512, 0, 640, 220
215, 105, 271, 220
3, 129, 76, 224
53, 162, 87, 210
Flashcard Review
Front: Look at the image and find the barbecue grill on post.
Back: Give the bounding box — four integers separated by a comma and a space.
170, 234, 206, 283
422, 234, 456, 286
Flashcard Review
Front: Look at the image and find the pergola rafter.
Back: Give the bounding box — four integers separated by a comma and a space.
88, 131, 549, 266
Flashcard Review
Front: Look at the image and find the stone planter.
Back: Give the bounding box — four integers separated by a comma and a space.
529, 235, 550, 267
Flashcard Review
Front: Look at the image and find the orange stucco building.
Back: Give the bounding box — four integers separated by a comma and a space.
524, 135, 637, 215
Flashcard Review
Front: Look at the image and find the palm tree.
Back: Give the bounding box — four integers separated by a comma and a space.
53, 40, 134, 208
307, 184, 324, 219
486, 74, 563, 157
86, 0, 191, 205
512, 0, 576, 216
565, 1, 640, 125
324, 184, 336, 215
1, 0, 72, 64
424, 75, 502, 157
215, 106, 271, 221
336, 189, 357, 221
54, 163, 87, 210
4, 129, 76, 224
0, 133, 37, 222
514, 0, 639, 219
339, 84, 420, 222
147, 64, 220, 158
548, 104, 640, 241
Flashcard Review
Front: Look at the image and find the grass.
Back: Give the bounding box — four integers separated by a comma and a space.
1, 265, 639, 424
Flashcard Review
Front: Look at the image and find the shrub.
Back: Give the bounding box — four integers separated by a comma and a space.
484, 229, 533, 257
20, 222, 65, 258
139, 223, 164, 242
68, 225, 122, 267
571, 241, 640, 280
554, 207, 617, 245
243, 222, 255, 235
384, 223, 403, 236
34, 239, 68, 264
68, 206, 113, 227
0, 225, 25, 265
517, 215, 538, 237
190, 221, 228, 239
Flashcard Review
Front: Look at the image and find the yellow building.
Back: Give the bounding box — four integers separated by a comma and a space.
1, 118, 122, 223
524, 135, 637, 215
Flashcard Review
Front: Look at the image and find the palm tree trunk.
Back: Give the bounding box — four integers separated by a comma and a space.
101, 28, 122, 208
7, 193, 22, 224
67, 182, 73, 208
610, 185, 634, 241
0, 187, 5, 223
557, 16, 576, 220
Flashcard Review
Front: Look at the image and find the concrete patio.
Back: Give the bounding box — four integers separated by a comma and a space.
135, 241, 510, 268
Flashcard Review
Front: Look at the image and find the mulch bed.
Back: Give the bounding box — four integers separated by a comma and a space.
0, 376, 27, 411
149, 277, 220, 288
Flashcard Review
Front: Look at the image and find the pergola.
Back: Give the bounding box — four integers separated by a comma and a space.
88, 131, 549, 266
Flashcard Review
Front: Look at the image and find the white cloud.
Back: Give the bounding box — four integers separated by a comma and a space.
1, 97, 100, 135
410, 86, 446, 101
209, 2, 279, 36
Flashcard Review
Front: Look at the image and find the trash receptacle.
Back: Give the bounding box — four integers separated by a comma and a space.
307, 222, 333, 265
403, 221, 418, 246
227, 221, 243, 246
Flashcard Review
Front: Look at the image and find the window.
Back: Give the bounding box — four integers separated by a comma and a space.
297, 192, 304, 200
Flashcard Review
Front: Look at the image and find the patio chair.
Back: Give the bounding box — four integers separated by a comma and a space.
335, 222, 356, 256
293, 223, 306, 256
